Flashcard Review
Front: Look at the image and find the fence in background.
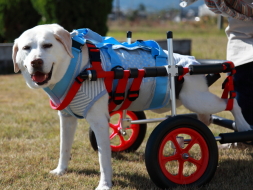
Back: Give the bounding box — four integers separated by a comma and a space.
0, 43, 14, 74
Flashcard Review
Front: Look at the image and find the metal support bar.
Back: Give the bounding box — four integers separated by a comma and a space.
167, 31, 177, 116
165, 65, 179, 77
180, 136, 222, 144
178, 128, 253, 145
120, 110, 128, 128
183, 136, 222, 145
127, 31, 132, 45
211, 115, 236, 130
219, 130, 253, 144
131, 117, 168, 124
130, 113, 198, 125
120, 31, 132, 133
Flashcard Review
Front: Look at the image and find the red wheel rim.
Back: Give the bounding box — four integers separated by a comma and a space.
109, 111, 140, 151
158, 127, 209, 184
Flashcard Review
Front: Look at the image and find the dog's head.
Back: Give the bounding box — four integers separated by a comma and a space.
12, 24, 74, 89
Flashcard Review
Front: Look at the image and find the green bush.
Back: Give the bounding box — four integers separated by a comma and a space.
0, 0, 41, 42
0, 0, 113, 42
31, 0, 113, 35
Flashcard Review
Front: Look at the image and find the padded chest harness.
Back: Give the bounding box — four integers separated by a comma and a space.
46, 28, 236, 118
48, 40, 171, 114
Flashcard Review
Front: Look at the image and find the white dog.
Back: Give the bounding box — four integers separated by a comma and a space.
12, 24, 251, 190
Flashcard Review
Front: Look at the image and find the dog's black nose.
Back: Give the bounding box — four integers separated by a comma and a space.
31, 59, 43, 68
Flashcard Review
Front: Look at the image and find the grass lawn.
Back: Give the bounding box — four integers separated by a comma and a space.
1, 21, 253, 190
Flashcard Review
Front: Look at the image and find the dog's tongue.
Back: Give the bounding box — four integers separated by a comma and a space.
31, 71, 47, 83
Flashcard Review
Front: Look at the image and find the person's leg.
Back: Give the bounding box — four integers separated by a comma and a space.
234, 62, 253, 126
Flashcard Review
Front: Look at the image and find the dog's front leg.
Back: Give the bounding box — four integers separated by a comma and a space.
50, 111, 77, 175
86, 94, 112, 190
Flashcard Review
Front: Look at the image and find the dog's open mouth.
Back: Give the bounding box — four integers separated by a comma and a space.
31, 66, 53, 85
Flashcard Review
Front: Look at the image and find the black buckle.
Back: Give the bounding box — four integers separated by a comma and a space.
129, 68, 139, 78
72, 39, 83, 51
229, 91, 236, 99
75, 76, 84, 84
127, 90, 139, 101
111, 66, 124, 79
89, 51, 101, 62
113, 92, 125, 105
108, 92, 113, 100
87, 43, 101, 63
78, 70, 89, 80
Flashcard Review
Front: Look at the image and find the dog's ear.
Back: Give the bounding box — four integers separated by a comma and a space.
12, 39, 20, 73
52, 25, 74, 58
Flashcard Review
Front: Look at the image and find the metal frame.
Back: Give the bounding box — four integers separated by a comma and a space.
118, 30, 253, 144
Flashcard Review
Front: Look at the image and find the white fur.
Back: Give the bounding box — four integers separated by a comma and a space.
12, 24, 251, 190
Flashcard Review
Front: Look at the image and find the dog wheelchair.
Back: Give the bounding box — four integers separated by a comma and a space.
87, 31, 253, 188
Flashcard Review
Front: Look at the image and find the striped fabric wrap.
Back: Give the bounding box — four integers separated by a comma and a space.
204, 0, 253, 21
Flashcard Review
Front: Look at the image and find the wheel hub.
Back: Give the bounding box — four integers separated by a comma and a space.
119, 129, 127, 136
182, 153, 190, 160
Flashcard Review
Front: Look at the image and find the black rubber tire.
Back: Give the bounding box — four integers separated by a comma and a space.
145, 116, 218, 189
89, 111, 147, 152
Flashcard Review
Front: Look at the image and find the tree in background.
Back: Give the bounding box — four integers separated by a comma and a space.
31, 0, 113, 35
0, 0, 112, 42
0, 0, 41, 42
127, 3, 147, 22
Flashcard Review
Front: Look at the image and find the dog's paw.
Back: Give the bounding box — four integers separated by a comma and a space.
49, 168, 66, 176
95, 182, 112, 190
95, 186, 111, 190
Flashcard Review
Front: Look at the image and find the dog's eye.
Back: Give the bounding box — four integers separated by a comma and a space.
43, 43, 52, 49
22, 46, 31, 50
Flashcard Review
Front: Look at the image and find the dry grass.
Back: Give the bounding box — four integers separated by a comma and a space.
1, 21, 253, 190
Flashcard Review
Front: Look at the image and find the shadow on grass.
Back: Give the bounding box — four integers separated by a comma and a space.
204, 157, 253, 189
113, 171, 161, 190
67, 168, 99, 176
67, 167, 160, 189
111, 151, 253, 189
112, 151, 145, 162
67, 150, 253, 189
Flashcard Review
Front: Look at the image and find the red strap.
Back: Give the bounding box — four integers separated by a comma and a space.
178, 67, 189, 81
221, 75, 236, 110
50, 76, 84, 110
108, 71, 130, 112
104, 77, 114, 100
49, 43, 118, 112
224, 61, 236, 75
49, 43, 101, 111
119, 69, 145, 110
